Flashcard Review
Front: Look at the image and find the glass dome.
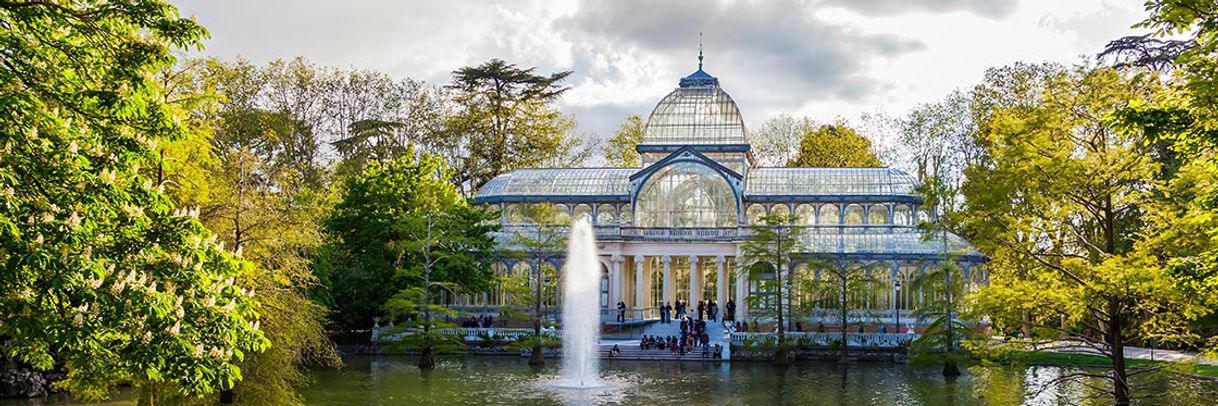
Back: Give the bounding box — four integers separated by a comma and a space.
634, 161, 738, 227
640, 86, 748, 146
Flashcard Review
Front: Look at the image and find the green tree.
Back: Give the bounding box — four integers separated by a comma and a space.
964, 66, 1206, 404
156, 59, 341, 405
789, 124, 884, 168
740, 213, 804, 366
382, 207, 498, 369
751, 115, 807, 167
505, 203, 569, 366
0, 1, 268, 402
801, 259, 881, 364
603, 115, 644, 167
324, 150, 496, 331
442, 59, 576, 195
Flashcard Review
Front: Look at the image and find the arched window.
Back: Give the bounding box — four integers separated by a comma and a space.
868, 204, 889, 225
505, 204, 525, 224
893, 205, 911, 225
596, 204, 616, 224
770, 204, 791, 221
818, 204, 839, 225
619, 206, 632, 225
573, 204, 592, 221
553, 204, 571, 224
844, 204, 865, 225
796, 204, 816, 226
746, 204, 766, 224
635, 162, 738, 227
600, 263, 610, 308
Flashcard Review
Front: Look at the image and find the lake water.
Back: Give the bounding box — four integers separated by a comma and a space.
299, 355, 1218, 405
4, 355, 1215, 405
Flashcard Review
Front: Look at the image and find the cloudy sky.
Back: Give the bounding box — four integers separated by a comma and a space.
173, 0, 1149, 148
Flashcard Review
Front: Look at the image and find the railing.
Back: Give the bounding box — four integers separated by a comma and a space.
373, 327, 557, 343
618, 227, 742, 241
729, 332, 917, 348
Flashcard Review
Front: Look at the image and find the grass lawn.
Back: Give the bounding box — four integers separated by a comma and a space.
1001, 351, 1218, 379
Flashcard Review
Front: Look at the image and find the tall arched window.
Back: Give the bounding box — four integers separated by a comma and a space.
868, 204, 889, 225
818, 204, 839, 225
746, 204, 766, 224
505, 204, 525, 224
796, 204, 816, 226
596, 204, 616, 224
635, 162, 738, 227
553, 204, 571, 224
573, 204, 592, 222
844, 204, 865, 225
893, 205, 911, 225
770, 204, 791, 221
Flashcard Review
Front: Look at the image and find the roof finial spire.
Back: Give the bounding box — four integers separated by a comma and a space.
698, 32, 704, 70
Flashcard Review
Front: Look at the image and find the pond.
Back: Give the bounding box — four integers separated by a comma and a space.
299, 355, 1218, 405
3, 355, 1215, 405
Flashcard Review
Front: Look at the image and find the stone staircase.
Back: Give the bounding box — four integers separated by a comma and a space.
599, 340, 724, 361
597, 318, 731, 361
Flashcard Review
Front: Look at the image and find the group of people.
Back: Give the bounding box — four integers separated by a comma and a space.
460, 315, 495, 328
658, 299, 736, 324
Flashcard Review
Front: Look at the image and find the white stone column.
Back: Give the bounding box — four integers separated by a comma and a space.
735, 264, 747, 322
610, 255, 623, 307
688, 255, 699, 307
634, 255, 645, 319
716, 255, 727, 306
662, 255, 673, 308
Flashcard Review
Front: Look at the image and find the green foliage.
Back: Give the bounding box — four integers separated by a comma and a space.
789, 124, 883, 168
603, 115, 644, 167
0, 0, 270, 400
963, 64, 1209, 403
158, 57, 344, 405
442, 59, 586, 194
324, 151, 497, 329
750, 115, 807, 167
740, 213, 803, 363
504, 334, 562, 351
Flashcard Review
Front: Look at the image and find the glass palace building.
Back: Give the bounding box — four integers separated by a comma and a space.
469, 61, 986, 326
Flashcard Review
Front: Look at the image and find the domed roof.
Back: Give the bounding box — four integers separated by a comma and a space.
640, 67, 748, 146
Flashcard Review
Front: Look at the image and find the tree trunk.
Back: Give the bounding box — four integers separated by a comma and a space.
1108, 298, 1130, 405
530, 259, 545, 366
773, 249, 787, 367
418, 346, 437, 370
839, 270, 849, 364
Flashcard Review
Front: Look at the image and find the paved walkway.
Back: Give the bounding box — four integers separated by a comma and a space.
1033, 340, 1217, 366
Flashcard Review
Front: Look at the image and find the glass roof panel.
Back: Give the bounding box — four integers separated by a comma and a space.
796, 228, 980, 257
641, 87, 748, 145
746, 168, 918, 196
475, 168, 634, 198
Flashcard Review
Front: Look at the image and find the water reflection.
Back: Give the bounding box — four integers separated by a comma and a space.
297, 356, 1217, 405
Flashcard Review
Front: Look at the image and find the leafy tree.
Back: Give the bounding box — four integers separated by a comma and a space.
750, 114, 807, 167
156, 59, 341, 405
324, 150, 496, 332
442, 59, 576, 195
801, 259, 881, 363
603, 115, 644, 167
0, 0, 268, 402
740, 213, 804, 366
789, 124, 883, 168
505, 203, 569, 366
964, 66, 1207, 404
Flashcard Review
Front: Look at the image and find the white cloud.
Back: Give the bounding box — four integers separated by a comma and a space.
172, 0, 1150, 141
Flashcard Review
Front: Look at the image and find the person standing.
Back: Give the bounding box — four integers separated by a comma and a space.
725, 300, 736, 322
661, 302, 671, 324
616, 301, 626, 323
708, 300, 718, 321
697, 300, 706, 321
676, 300, 685, 319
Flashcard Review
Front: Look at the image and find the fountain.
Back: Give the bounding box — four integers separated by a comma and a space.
558, 216, 601, 388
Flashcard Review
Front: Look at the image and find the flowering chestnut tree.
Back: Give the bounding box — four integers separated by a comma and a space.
0, 0, 268, 401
